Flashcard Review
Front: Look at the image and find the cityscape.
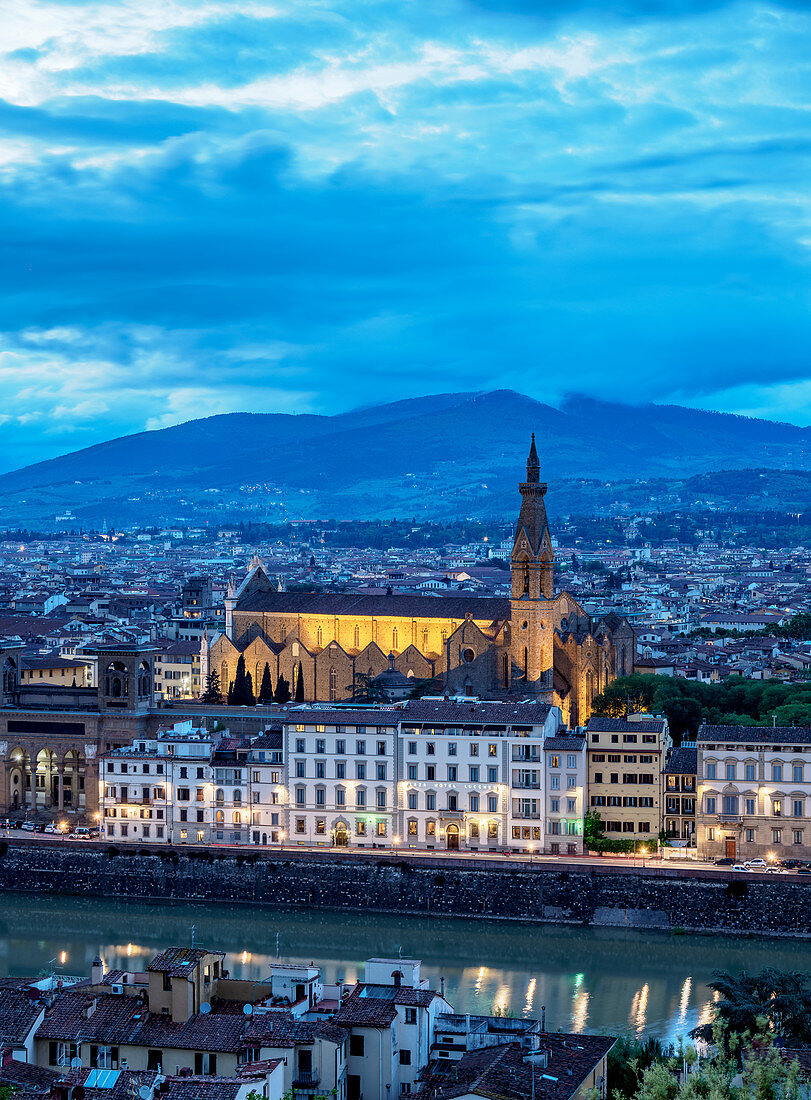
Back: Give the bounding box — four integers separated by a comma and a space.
2, 0, 811, 1096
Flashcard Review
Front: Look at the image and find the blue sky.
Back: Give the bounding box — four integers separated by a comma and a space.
1, 0, 811, 470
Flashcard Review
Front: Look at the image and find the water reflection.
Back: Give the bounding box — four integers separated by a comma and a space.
1, 893, 809, 1043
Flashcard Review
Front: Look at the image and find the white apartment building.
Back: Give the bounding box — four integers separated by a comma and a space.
99, 720, 216, 844
283, 709, 399, 847
696, 724, 811, 861
395, 700, 573, 853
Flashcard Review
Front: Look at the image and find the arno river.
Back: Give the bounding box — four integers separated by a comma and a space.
1, 892, 809, 1043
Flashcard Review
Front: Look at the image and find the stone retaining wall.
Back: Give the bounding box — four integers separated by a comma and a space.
0, 842, 807, 936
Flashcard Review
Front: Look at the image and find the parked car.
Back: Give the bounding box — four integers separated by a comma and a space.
34, 823, 48, 833
714, 857, 735, 866
44, 823, 59, 834
780, 859, 804, 870
21, 821, 36, 832
746, 858, 768, 870
731, 864, 750, 872
68, 827, 92, 840
766, 865, 788, 873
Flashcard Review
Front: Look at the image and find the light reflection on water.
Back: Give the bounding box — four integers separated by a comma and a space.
1, 893, 809, 1043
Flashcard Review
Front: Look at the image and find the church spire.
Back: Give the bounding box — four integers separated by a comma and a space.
527, 433, 540, 483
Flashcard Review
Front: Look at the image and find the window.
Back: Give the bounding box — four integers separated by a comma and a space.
350, 1036, 365, 1057
296, 788, 305, 806
567, 776, 576, 790
426, 765, 435, 781
469, 794, 479, 812
725, 764, 736, 781
549, 755, 559, 769
773, 828, 782, 844
794, 765, 804, 783
356, 740, 366, 755
356, 788, 366, 807
336, 762, 346, 779
772, 764, 783, 782
706, 763, 716, 780
745, 828, 755, 843
745, 798, 756, 816
448, 743, 457, 757
488, 767, 498, 783
447, 766, 457, 782
745, 764, 756, 782
316, 739, 326, 754
427, 820, 436, 836
426, 793, 435, 811
316, 761, 325, 779
356, 763, 366, 780
296, 738, 305, 753
488, 795, 498, 813
567, 754, 577, 768
427, 742, 435, 755
316, 788, 326, 807
377, 789, 386, 809
550, 775, 560, 791
794, 830, 803, 845
469, 766, 479, 782
488, 821, 498, 838
408, 792, 418, 810
336, 739, 346, 755
405, 1007, 417, 1024
722, 795, 738, 815
296, 761, 306, 778
706, 796, 716, 813
356, 820, 366, 836
550, 798, 559, 813
337, 788, 345, 806
408, 819, 418, 835
296, 818, 306, 834
408, 765, 418, 781
400, 1050, 412, 1065
489, 744, 497, 757
470, 744, 479, 757
377, 740, 386, 756
408, 742, 417, 755
794, 800, 804, 819
594, 772, 602, 784
377, 764, 387, 781
773, 798, 782, 817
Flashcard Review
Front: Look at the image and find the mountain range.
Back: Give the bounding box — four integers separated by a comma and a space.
1, 390, 809, 528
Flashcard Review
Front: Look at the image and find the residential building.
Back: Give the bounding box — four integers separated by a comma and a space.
585, 716, 672, 844
695, 724, 811, 861
662, 746, 697, 848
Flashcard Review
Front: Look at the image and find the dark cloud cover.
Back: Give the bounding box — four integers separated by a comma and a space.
0, 0, 810, 470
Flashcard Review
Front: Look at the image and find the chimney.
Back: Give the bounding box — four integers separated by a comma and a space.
440, 977, 445, 998
541, 1006, 546, 1033
91, 955, 104, 985
392, 971, 402, 989
1, 1048, 14, 1068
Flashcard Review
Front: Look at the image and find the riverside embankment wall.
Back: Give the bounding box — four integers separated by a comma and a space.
1, 841, 808, 936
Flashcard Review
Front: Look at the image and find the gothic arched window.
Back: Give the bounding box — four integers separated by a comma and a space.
317, 626, 323, 647
354, 626, 360, 650
392, 628, 398, 650
329, 666, 337, 701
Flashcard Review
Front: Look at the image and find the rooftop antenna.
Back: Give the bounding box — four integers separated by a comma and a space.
190, 924, 196, 949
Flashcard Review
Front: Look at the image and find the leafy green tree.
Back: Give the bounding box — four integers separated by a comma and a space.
693, 969, 811, 1049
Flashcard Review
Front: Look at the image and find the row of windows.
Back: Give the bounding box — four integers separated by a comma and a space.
603, 821, 652, 833
294, 738, 388, 756
591, 754, 655, 764
593, 773, 655, 785
404, 791, 500, 812
707, 827, 805, 845
705, 795, 805, 817
591, 734, 659, 745
406, 764, 500, 783
706, 763, 806, 782
295, 760, 388, 780
590, 796, 655, 808
295, 786, 389, 809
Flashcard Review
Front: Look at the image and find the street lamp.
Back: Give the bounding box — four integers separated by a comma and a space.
528, 843, 535, 865
279, 830, 285, 853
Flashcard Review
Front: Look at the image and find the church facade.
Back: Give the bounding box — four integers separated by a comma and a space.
204, 439, 634, 727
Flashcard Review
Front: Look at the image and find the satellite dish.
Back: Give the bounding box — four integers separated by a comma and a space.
199, 1002, 211, 1015
243, 1003, 254, 1015
71, 1056, 82, 1068
140, 1087, 152, 1099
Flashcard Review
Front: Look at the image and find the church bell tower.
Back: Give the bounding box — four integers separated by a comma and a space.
509, 435, 554, 698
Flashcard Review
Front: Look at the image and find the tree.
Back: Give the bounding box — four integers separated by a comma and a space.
258, 662, 273, 705
294, 665, 305, 702
693, 969, 811, 1049
274, 675, 291, 704
590, 674, 658, 719
347, 671, 386, 703
201, 668, 223, 705
229, 655, 255, 706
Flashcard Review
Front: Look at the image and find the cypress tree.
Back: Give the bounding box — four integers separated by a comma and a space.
294, 664, 305, 702
258, 663, 273, 704
201, 669, 222, 704
274, 675, 291, 704
231, 655, 255, 706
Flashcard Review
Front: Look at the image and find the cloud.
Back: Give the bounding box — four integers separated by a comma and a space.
0, 0, 809, 471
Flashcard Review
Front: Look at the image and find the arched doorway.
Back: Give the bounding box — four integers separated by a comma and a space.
446, 823, 460, 851
334, 823, 349, 847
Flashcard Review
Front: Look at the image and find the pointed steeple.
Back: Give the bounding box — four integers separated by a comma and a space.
526, 433, 540, 484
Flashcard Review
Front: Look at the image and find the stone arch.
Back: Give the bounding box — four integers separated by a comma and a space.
63, 748, 86, 811
137, 660, 151, 698
105, 661, 128, 699
2, 656, 17, 695
35, 748, 58, 809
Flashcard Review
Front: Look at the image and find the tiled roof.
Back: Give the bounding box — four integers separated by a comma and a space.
287, 708, 399, 727
237, 591, 510, 621
0, 989, 44, 1045
698, 725, 811, 745
544, 735, 586, 750
401, 702, 552, 725
334, 986, 397, 1028
148, 947, 222, 976
586, 717, 666, 733
161, 1076, 244, 1100
663, 747, 697, 774
416, 1033, 616, 1100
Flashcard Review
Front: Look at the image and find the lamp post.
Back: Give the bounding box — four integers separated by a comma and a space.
528, 843, 535, 865
279, 830, 285, 853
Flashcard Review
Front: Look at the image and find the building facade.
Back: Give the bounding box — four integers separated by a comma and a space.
695, 724, 811, 861
585, 716, 672, 844
204, 442, 635, 727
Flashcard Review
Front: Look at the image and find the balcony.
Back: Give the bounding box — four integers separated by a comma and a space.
293, 1070, 321, 1087
511, 812, 541, 820
512, 751, 540, 762
512, 781, 541, 790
